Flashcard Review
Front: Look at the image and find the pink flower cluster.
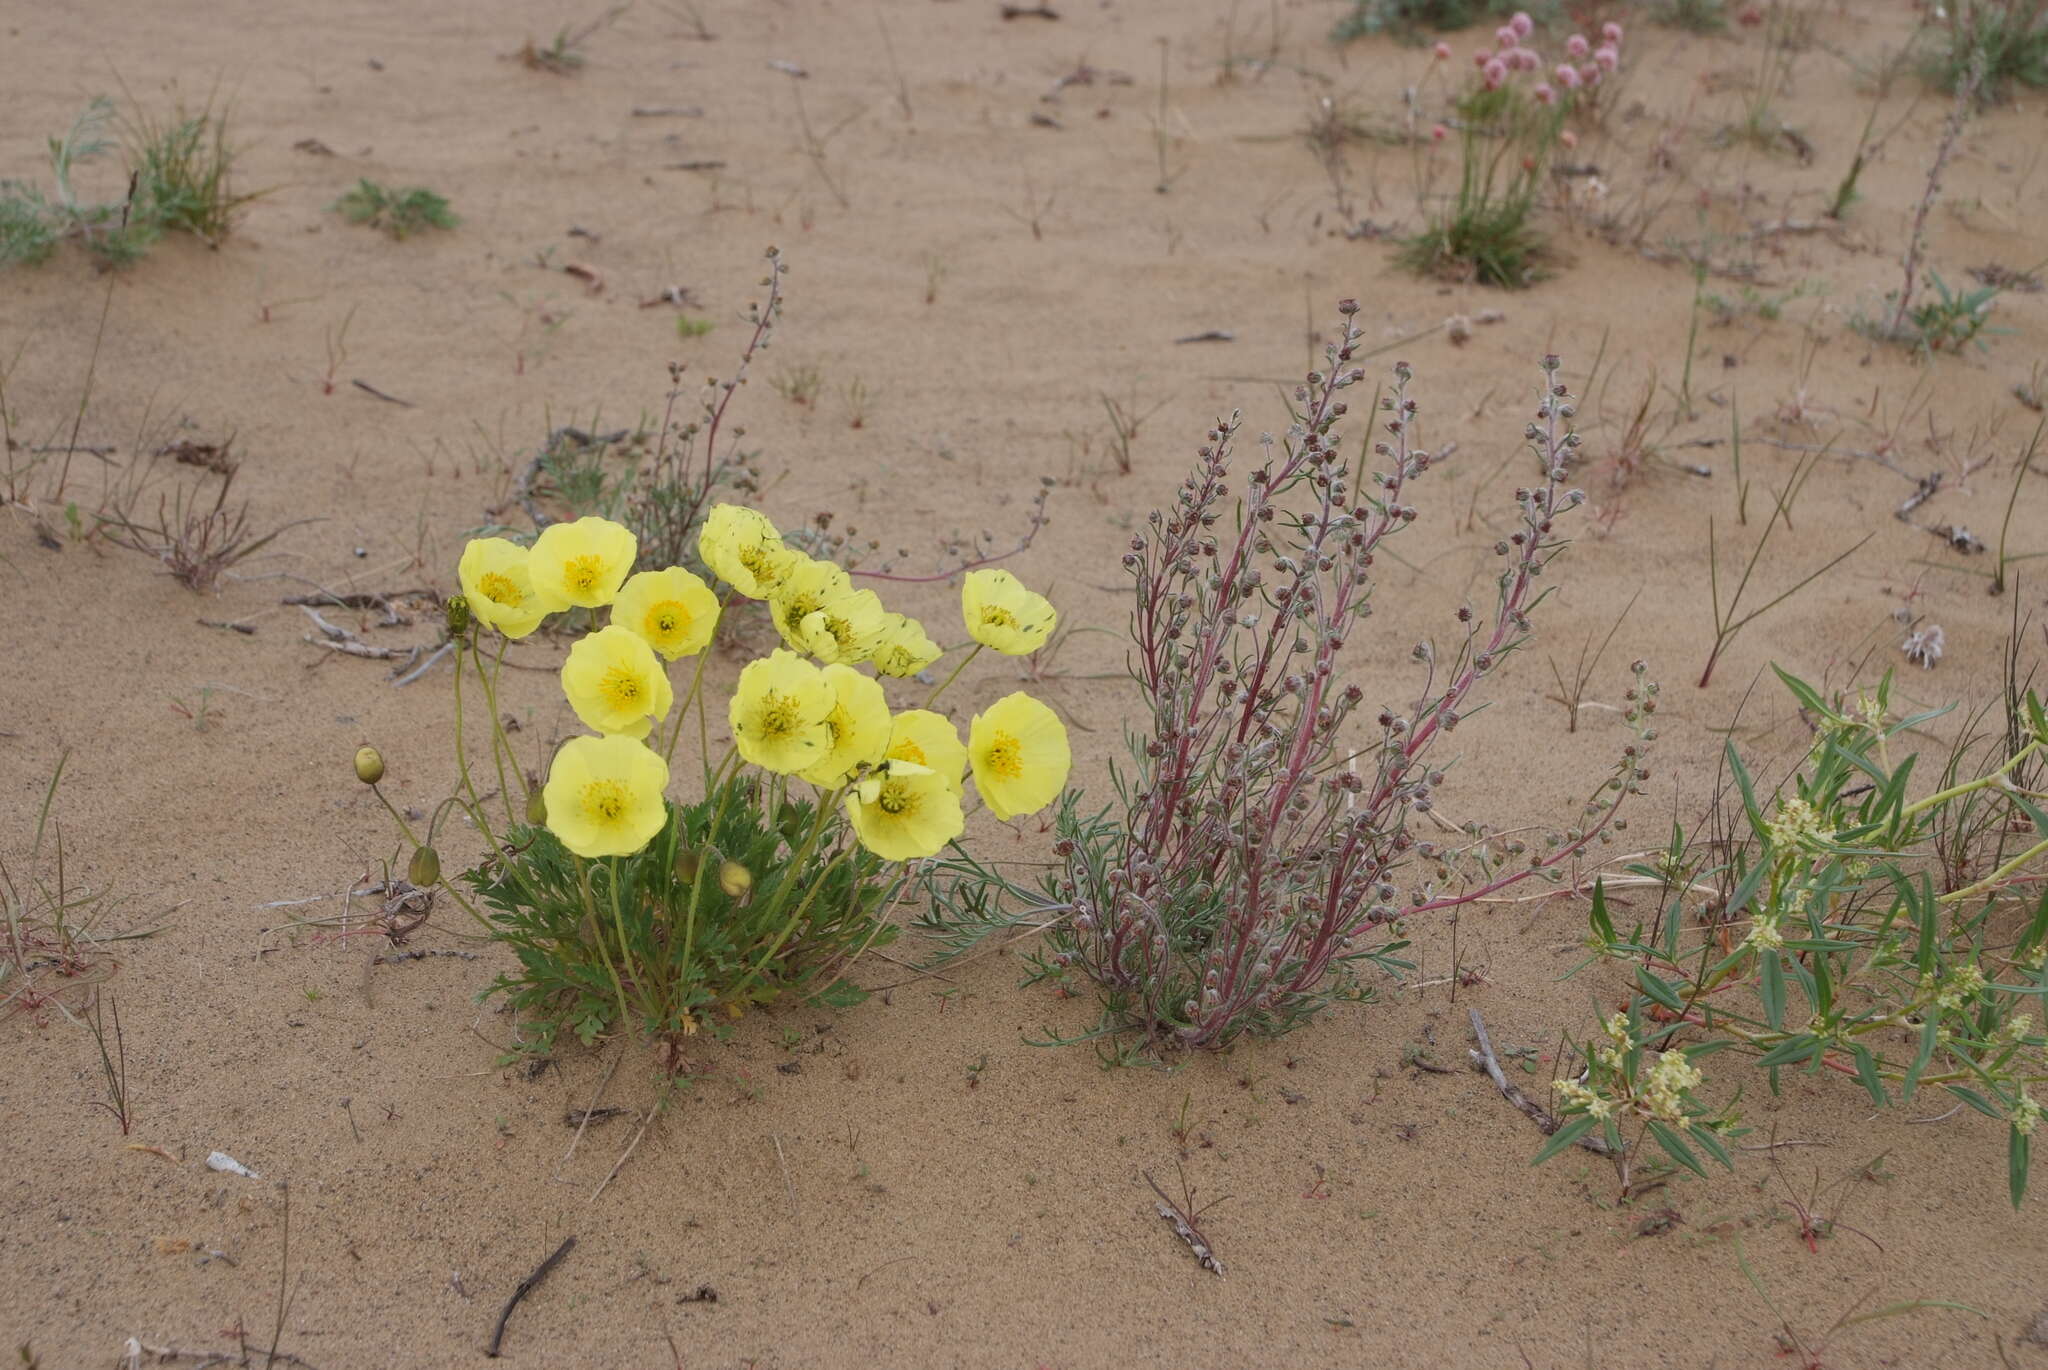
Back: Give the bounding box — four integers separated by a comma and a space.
1448, 12, 1624, 101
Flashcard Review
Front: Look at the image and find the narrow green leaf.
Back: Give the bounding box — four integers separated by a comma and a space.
1587, 877, 1616, 945
1946, 1085, 2003, 1119
1834, 1300, 1986, 1331
810, 977, 871, 1009
1901, 1018, 1938, 1103
1755, 1034, 1821, 1068
1637, 965, 1684, 1013
1850, 1045, 1888, 1108
1690, 1122, 1735, 1171
1759, 953, 1786, 1030
1530, 1114, 1598, 1166
2012, 1126, 2032, 1209
1769, 665, 1831, 719
1646, 1119, 1708, 1178
1726, 743, 1762, 837
1724, 855, 1769, 922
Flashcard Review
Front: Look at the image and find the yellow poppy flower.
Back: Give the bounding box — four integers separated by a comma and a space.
561, 625, 674, 740
961, 569, 1056, 655
612, 566, 720, 661
768, 556, 853, 652
968, 692, 1070, 820
800, 664, 892, 787
529, 516, 637, 610
541, 733, 670, 858
729, 648, 834, 774
870, 615, 944, 678
799, 588, 891, 665
885, 709, 966, 796
457, 537, 550, 638
699, 504, 797, 600
844, 761, 964, 861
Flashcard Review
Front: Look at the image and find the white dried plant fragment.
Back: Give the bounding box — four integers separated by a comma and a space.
1901, 623, 1945, 670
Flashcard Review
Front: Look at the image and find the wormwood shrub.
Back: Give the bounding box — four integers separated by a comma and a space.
1547, 670, 2048, 1203
1, 94, 255, 269
332, 179, 458, 239
1925, 0, 2048, 103
923, 310, 1652, 1054
359, 503, 1072, 1067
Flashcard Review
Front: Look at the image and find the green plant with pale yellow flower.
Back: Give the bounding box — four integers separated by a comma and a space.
1546, 667, 2048, 1205
358, 504, 1072, 1066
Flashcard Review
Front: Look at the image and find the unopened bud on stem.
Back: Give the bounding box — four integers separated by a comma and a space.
354, 746, 386, 785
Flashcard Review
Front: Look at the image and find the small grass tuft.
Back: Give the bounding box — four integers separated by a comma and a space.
119, 88, 258, 247
1925, 0, 2048, 104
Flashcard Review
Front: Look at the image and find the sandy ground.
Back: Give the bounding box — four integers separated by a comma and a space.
5, 1, 2048, 1366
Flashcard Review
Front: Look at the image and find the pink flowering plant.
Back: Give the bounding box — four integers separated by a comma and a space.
1403, 13, 1624, 285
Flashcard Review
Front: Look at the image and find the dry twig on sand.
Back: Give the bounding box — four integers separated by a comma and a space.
1467, 1007, 1618, 1157
487, 1236, 576, 1358
1144, 1165, 1225, 1277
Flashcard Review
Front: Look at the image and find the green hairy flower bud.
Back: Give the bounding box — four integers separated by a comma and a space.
354, 746, 386, 785
408, 845, 442, 887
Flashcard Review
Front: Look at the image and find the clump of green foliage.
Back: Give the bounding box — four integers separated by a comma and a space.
1, 94, 255, 269
1, 97, 253, 269
470, 779, 894, 1062
1862, 271, 2004, 356
1333, 0, 1551, 44
1401, 81, 1565, 288
332, 179, 459, 239
1652, 0, 1728, 33
120, 91, 258, 246
1925, 0, 2048, 103
1902, 271, 2003, 353
1543, 669, 2048, 1206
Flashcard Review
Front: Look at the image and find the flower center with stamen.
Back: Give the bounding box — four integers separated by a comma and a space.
980, 606, 1020, 631
759, 692, 801, 738
984, 730, 1024, 780
599, 667, 644, 710
564, 554, 606, 595
890, 739, 928, 767
786, 593, 826, 632
878, 780, 917, 816
581, 778, 629, 824
647, 600, 690, 643
479, 572, 524, 606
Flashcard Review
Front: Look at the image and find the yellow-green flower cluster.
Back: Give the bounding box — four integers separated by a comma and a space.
2014, 1090, 2041, 1138
1554, 1077, 1614, 1121
1934, 963, 1988, 1012
1764, 796, 1829, 852
1594, 1011, 1629, 1070
1743, 909, 1785, 952
1643, 1050, 1703, 1126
